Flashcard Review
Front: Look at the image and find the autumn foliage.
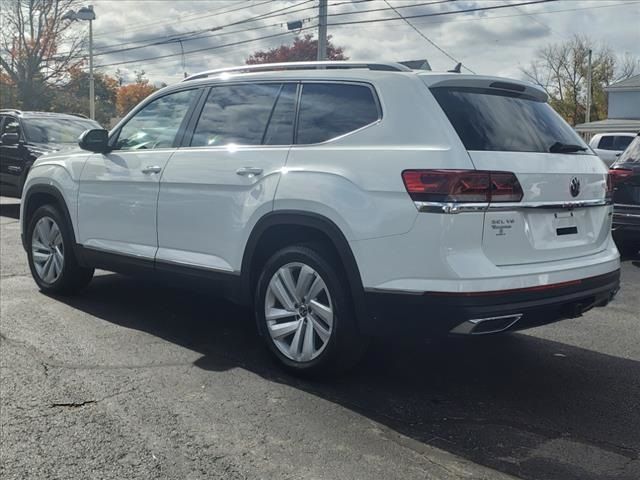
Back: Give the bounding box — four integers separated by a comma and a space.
116, 81, 157, 117
246, 34, 347, 64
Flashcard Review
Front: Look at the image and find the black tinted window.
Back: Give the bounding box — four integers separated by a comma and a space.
263, 84, 296, 145
2, 118, 20, 136
191, 83, 285, 146
598, 136, 614, 150
614, 135, 633, 151
23, 117, 99, 144
297, 83, 379, 144
431, 87, 588, 153
117, 89, 197, 150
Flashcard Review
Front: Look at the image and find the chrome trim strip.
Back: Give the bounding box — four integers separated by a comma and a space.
155, 257, 239, 275
415, 198, 612, 214
613, 212, 640, 218
82, 245, 240, 275
613, 203, 640, 209
82, 245, 154, 261
450, 314, 523, 335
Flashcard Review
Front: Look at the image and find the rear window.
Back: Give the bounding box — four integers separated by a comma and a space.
431, 87, 588, 153
598, 136, 614, 150
614, 135, 633, 151
615, 136, 640, 164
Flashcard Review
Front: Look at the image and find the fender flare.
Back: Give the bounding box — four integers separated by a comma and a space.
21, 184, 77, 252
240, 210, 367, 329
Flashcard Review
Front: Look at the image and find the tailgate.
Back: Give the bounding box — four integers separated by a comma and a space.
470, 151, 610, 266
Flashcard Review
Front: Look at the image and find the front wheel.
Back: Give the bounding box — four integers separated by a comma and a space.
255, 244, 365, 376
26, 205, 94, 295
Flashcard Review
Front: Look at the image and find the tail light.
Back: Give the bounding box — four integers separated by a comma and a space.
402, 170, 523, 203
609, 168, 633, 186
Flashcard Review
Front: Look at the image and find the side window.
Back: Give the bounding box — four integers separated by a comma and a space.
296, 83, 379, 144
614, 135, 633, 151
263, 84, 297, 145
115, 89, 197, 150
191, 83, 285, 147
2, 118, 21, 136
598, 135, 614, 150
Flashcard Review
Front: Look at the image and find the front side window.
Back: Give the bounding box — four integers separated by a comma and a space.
296, 83, 379, 144
191, 83, 289, 147
116, 89, 197, 150
431, 87, 589, 153
22, 117, 99, 144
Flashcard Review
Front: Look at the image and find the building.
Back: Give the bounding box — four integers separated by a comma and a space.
575, 74, 640, 140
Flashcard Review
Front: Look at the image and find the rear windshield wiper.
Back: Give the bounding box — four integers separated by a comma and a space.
549, 142, 588, 153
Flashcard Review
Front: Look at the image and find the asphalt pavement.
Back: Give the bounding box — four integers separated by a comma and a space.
1, 196, 639, 480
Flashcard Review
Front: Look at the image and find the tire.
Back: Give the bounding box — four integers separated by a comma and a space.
26, 204, 94, 295
255, 244, 365, 376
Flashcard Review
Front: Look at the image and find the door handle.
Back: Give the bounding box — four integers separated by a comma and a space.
141, 165, 162, 174
236, 167, 263, 176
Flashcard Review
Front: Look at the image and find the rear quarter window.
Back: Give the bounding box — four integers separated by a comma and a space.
431, 86, 588, 153
296, 83, 379, 144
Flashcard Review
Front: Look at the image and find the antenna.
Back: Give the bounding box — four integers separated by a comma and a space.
448, 63, 462, 74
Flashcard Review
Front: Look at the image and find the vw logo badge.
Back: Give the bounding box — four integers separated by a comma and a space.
570, 177, 581, 197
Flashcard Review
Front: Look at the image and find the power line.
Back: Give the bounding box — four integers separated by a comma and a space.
90, 0, 632, 70
327, 0, 558, 27
381, 0, 475, 73
91, 0, 258, 39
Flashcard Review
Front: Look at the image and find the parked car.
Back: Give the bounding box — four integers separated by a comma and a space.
19, 62, 620, 375
610, 132, 640, 256
0, 110, 100, 198
589, 132, 636, 166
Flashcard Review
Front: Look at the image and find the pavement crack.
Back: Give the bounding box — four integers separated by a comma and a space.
50, 400, 97, 408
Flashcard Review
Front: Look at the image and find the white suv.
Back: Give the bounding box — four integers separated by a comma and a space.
20, 61, 620, 374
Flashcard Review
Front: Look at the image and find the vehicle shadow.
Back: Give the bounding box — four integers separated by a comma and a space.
53, 273, 639, 480
0, 201, 20, 220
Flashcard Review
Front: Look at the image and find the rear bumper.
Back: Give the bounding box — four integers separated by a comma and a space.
362, 270, 620, 337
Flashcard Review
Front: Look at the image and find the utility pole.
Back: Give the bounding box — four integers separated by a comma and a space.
317, 0, 328, 61
89, 15, 95, 120
585, 48, 592, 124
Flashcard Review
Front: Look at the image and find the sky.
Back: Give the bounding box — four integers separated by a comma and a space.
76, 0, 640, 85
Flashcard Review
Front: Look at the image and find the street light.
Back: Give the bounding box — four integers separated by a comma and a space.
63, 5, 96, 120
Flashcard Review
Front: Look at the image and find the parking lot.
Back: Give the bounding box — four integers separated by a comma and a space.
1, 195, 639, 480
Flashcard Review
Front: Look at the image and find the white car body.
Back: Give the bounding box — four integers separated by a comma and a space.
589, 132, 637, 166
20, 62, 620, 370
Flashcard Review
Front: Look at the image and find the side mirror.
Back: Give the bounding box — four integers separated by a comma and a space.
79, 129, 110, 153
1, 132, 20, 146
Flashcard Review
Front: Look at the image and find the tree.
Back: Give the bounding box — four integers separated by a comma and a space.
246, 34, 347, 64
522, 35, 639, 125
115, 72, 157, 117
50, 66, 118, 126
0, 0, 86, 110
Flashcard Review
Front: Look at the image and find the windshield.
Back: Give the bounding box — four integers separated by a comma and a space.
614, 135, 640, 164
23, 117, 100, 144
431, 86, 589, 154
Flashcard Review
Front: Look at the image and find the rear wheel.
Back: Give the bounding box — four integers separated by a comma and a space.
27, 205, 94, 295
255, 244, 365, 375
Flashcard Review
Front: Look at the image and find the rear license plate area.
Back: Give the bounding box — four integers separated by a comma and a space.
553, 211, 578, 236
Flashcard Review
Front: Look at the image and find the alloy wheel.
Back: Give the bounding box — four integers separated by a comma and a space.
264, 262, 334, 362
31, 216, 64, 284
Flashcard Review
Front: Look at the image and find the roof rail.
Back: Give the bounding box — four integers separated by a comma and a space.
182, 61, 411, 82
0, 108, 22, 115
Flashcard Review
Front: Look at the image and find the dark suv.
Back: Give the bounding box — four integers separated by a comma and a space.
0, 110, 100, 198
610, 132, 640, 256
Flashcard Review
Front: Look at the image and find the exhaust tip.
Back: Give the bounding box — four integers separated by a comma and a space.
450, 314, 523, 335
